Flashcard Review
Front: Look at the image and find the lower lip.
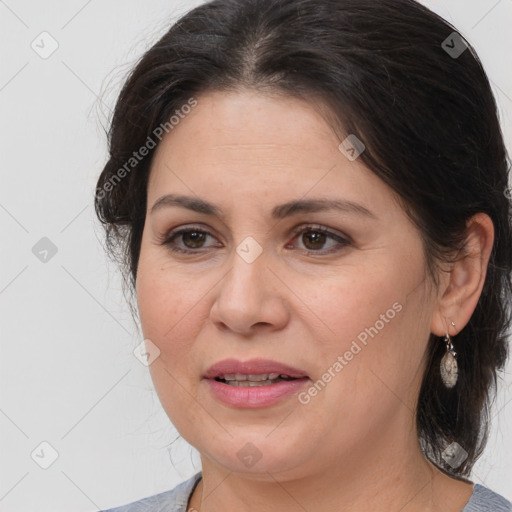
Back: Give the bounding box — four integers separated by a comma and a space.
205, 377, 310, 408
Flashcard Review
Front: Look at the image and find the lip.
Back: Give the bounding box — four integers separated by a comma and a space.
203, 358, 309, 379
203, 358, 310, 408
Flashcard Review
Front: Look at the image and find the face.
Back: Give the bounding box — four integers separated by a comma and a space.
136, 90, 437, 480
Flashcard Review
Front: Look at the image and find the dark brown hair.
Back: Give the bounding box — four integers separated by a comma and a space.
95, 0, 512, 476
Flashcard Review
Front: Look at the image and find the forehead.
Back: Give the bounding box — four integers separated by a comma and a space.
152, 90, 338, 165
146, 90, 395, 217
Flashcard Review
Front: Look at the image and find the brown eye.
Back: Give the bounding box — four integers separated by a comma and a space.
181, 230, 207, 248
161, 226, 220, 254
287, 225, 351, 254
302, 231, 328, 250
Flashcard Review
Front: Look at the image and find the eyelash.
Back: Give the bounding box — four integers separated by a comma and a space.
159, 224, 351, 255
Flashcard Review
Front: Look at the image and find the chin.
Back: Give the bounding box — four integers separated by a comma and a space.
193, 432, 313, 477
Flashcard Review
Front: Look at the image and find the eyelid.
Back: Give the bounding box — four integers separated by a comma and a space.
288, 223, 351, 243
164, 223, 214, 238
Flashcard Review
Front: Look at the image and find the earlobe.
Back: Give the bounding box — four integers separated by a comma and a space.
430, 213, 495, 337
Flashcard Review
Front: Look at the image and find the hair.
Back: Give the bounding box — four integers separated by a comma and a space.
95, 0, 512, 476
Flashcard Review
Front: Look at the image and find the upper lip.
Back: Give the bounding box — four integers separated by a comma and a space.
203, 358, 309, 379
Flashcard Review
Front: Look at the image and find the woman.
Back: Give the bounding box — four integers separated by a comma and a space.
95, 0, 512, 510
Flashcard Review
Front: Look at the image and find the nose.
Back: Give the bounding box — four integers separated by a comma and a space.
209, 246, 290, 336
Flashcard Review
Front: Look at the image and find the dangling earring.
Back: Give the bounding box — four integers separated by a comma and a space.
440, 322, 458, 388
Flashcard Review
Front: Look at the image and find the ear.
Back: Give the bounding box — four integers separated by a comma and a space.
431, 213, 494, 336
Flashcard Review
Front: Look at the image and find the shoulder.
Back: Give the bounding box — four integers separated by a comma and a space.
100, 472, 202, 512
462, 484, 512, 512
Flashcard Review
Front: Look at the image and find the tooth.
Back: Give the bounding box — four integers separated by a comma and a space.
269, 373, 280, 380
247, 374, 268, 381
223, 374, 237, 381
235, 373, 248, 381
227, 379, 282, 387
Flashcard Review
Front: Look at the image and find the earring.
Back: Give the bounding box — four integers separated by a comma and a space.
440, 323, 458, 388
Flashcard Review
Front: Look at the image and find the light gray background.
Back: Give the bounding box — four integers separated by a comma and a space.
1, 1, 511, 511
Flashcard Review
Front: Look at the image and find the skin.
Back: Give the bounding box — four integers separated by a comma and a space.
135, 90, 494, 511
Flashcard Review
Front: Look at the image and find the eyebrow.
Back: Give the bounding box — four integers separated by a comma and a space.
150, 194, 376, 220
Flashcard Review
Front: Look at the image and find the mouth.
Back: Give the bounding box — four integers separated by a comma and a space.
204, 357, 309, 381
203, 358, 310, 408
213, 373, 300, 387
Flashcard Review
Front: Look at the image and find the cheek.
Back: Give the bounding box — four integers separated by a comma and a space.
295, 257, 429, 401
136, 247, 209, 363
137, 271, 206, 352
136, 256, 211, 436
295, 263, 402, 351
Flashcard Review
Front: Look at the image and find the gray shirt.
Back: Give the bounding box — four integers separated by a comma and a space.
101, 471, 512, 512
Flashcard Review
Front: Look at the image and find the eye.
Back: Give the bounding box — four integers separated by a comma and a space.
287, 224, 351, 254
160, 225, 221, 254
160, 224, 351, 255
